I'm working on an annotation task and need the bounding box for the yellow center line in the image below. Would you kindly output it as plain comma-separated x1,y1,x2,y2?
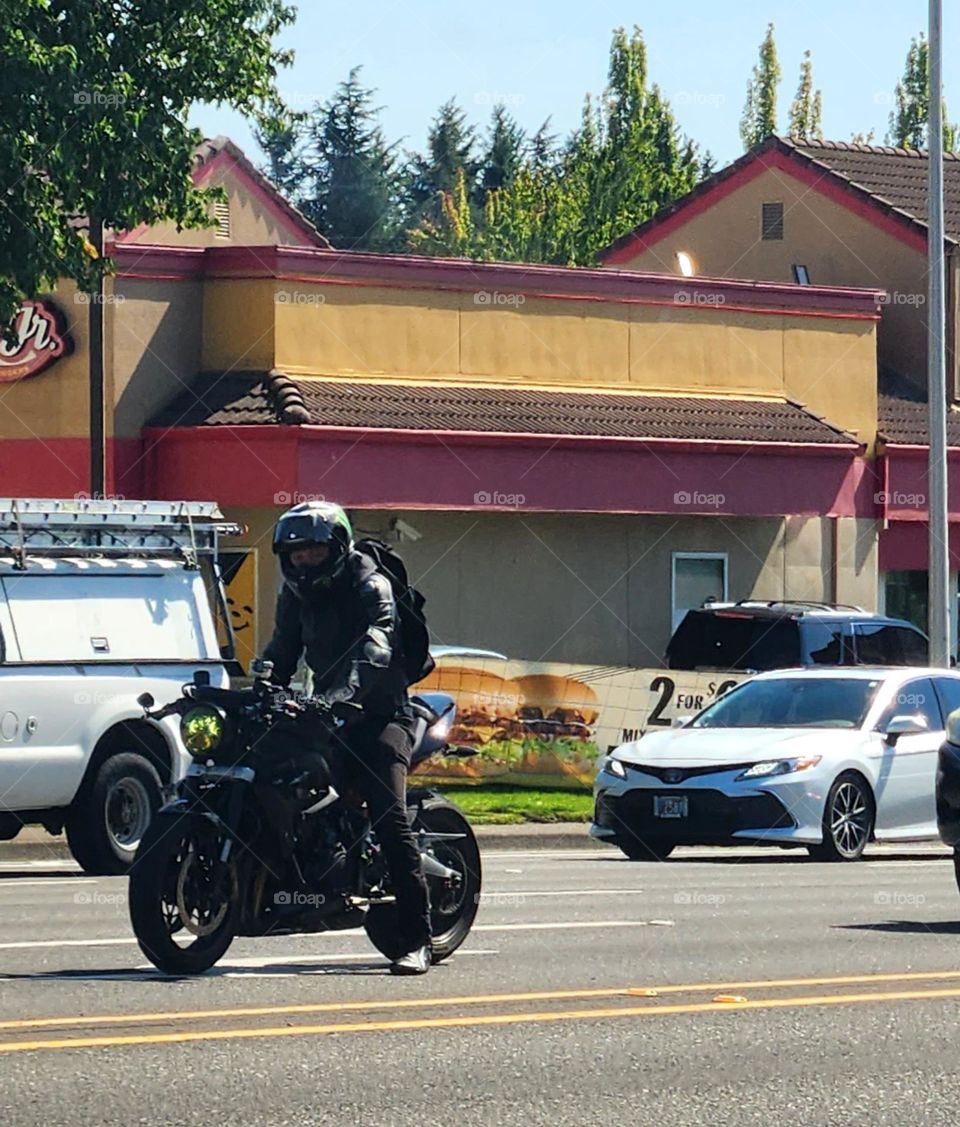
5,985,960,1054
7,968,960,1033
9,964,960,1032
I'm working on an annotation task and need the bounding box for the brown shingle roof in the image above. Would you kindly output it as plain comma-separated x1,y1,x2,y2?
791,138,960,243
150,372,858,446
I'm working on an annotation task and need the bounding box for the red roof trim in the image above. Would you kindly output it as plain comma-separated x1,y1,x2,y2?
601,138,930,264
109,243,883,317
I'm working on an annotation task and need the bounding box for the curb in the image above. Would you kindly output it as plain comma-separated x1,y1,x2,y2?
0,823,595,863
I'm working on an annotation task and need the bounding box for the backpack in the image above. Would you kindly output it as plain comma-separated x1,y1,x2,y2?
354,538,435,686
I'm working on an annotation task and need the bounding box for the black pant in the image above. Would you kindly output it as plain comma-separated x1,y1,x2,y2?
336,713,431,951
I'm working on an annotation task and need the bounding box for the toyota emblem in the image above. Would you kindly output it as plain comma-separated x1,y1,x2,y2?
664,769,683,784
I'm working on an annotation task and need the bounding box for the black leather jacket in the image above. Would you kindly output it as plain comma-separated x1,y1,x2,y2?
262,550,408,718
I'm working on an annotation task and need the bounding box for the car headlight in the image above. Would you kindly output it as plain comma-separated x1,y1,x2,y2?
737,756,821,781
180,705,225,757
601,756,628,780
947,709,960,746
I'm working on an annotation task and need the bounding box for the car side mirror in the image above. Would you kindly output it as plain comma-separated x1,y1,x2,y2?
137,692,155,711
672,715,694,729
883,714,929,743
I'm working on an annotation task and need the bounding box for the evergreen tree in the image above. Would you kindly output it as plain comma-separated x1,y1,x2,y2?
887,33,957,151
255,104,308,200
740,23,780,149
300,67,403,252
405,99,479,225
478,105,526,197
788,50,823,139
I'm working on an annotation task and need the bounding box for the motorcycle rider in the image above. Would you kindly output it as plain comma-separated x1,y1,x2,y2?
260,501,432,975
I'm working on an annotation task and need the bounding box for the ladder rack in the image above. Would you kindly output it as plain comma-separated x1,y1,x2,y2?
0,499,242,568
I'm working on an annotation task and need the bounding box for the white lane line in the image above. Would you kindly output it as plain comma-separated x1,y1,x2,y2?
0,919,658,953
0,880,97,889
481,890,645,898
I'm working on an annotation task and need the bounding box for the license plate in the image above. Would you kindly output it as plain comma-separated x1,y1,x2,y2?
653,795,688,819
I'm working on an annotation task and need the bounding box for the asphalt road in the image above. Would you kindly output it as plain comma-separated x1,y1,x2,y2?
2,842,960,1126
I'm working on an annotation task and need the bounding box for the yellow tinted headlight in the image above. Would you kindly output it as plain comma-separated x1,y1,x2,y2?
180,706,224,756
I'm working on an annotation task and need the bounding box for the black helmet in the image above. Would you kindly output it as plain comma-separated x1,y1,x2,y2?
273,501,354,597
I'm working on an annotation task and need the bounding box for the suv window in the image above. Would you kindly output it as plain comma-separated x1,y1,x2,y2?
877,677,943,732
666,610,801,672
854,623,928,665
802,620,849,665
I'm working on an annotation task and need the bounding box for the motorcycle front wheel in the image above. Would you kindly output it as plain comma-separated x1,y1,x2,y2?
128,812,239,975
364,794,482,965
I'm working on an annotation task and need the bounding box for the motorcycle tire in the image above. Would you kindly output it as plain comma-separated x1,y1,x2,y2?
129,812,239,975
364,794,482,965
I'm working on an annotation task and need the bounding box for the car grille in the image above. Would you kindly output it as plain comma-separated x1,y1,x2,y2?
627,762,754,783
595,789,795,842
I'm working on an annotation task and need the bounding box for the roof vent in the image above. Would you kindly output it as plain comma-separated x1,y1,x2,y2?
214,199,231,240
762,202,784,241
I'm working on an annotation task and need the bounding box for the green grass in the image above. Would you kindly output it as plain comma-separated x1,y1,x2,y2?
437,786,594,825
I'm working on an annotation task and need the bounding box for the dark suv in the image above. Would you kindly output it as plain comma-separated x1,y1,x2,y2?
666,601,930,673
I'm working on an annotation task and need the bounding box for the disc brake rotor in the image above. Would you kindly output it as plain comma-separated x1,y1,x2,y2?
175,845,230,938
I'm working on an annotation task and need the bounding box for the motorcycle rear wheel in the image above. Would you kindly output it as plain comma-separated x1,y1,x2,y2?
129,813,239,975
364,794,482,965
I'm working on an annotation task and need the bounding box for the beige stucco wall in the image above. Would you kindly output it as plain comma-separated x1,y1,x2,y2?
123,162,311,248
610,165,927,391
111,277,204,438
222,506,878,669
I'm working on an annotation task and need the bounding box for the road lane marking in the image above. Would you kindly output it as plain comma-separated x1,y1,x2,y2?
7,967,960,1034
6,985,960,1053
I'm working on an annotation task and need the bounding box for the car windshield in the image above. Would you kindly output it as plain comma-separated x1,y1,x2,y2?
690,677,883,729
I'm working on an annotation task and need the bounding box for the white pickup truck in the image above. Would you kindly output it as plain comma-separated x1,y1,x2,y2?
0,499,239,873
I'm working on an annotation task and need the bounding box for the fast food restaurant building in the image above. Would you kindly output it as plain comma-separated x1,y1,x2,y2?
0,138,886,671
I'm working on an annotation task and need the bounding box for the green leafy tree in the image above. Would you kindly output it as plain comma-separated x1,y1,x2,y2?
299,68,403,251
788,50,823,139
740,23,781,149
0,0,296,325
887,33,957,151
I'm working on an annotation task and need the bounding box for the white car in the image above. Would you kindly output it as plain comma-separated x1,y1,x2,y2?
592,666,960,862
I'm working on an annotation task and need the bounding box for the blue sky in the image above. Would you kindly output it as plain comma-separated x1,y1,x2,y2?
193,0,954,169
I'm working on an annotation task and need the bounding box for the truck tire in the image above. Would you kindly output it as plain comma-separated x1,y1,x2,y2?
65,753,162,875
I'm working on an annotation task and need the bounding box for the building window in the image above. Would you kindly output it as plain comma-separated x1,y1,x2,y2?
214,200,231,240
792,264,810,284
672,552,728,631
761,202,784,240
676,251,696,277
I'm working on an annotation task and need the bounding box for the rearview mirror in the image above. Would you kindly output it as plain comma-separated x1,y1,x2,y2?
883,714,929,743
137,692,155,710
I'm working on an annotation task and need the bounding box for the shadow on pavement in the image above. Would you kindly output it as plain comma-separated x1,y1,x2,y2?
594,851,950,866
0,960,389,982
834,919,960,936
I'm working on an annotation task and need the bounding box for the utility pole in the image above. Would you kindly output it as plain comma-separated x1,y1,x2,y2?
927,0,951,665
88,214,106,498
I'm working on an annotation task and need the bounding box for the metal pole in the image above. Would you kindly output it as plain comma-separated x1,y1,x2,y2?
928,0,951,665
88,215,105,498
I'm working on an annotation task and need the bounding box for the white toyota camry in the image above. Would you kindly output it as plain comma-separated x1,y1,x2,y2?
592,667,960,862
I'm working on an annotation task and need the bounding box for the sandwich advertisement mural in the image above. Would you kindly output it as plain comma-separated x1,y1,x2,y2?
418,654,749,788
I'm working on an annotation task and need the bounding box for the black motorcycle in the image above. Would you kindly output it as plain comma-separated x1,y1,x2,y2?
128,668,481,975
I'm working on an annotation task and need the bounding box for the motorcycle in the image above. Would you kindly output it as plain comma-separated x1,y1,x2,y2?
128,666,482,975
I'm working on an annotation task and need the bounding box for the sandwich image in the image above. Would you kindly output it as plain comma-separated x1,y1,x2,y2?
513,673,600,740
417,665,521,745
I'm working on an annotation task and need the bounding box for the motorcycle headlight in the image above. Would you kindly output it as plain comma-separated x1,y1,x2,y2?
180,705,225,757
601,756,628,780
427,711,453,743
737,756,821,781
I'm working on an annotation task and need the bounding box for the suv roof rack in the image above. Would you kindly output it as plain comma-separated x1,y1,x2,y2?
0,498,241,568
703,599,868,614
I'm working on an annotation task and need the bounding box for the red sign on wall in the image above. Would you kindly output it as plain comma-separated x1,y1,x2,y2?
0,301,72,382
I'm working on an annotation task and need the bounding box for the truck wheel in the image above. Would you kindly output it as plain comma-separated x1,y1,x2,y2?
65,753,162,875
